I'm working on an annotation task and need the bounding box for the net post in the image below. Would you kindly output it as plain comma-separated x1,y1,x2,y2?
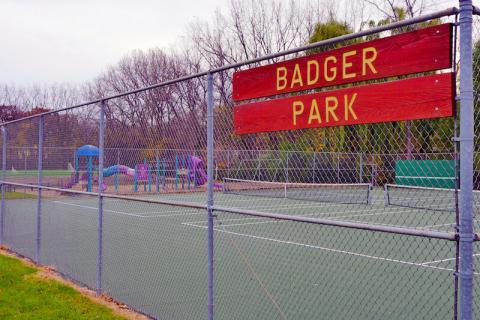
383,184,389,206
206,72,215,320
458,1,475,319
35,115,44,264
96,100,106,296
367,183,372,205
0,125,6,245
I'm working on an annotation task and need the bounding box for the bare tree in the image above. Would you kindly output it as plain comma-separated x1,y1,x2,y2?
363,0,439,21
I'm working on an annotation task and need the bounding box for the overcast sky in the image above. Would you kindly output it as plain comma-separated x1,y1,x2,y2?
0,0,231,86
0,0,466,86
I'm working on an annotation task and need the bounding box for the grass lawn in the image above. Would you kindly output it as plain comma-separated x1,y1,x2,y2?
6,170,71,177
0,253,126,320
4,191,37,199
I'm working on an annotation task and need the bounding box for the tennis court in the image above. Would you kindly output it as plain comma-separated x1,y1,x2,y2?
3,183,478,319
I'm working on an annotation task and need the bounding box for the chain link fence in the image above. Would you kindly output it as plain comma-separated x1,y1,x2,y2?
0,6,478,320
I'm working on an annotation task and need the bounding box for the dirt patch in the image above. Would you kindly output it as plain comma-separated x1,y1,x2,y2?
0,246,151,320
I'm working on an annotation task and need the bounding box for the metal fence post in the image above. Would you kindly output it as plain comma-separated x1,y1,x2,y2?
406,121,413,160
337,153,340,183
115,149,120,193
0,126,6,245
311,152,317,183
96,100,106,296
206,72,215,320
23,146,27,172
359,153,364,183
285,152,289,183
256,150,261,180
227,150,231,179
35,116,44,264
458,1,475,319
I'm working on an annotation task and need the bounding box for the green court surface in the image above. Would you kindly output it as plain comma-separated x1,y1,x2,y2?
3,188,479,319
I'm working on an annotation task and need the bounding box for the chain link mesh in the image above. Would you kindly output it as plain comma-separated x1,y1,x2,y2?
212,210,456,319
0,11,478,320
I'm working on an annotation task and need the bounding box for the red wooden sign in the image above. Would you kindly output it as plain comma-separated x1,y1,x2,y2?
234,73,454,134
233,24,452,101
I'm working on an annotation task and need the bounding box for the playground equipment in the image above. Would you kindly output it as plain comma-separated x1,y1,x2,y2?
134,161,152,193
64,145,137,192
175,154,195,190
63,145,214,192
63,145,99,191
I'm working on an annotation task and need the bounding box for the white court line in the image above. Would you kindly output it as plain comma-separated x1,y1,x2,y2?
52,201,204,218
187,206,398,225
182,222,458,274
212,210,407,228
418,222,456,230
213,217,443,231
420,253,480,266
419,218,480,230
188,207,445,230
215,195,372,207
326,218,447,231
53,201,145,217
146,196,364,211
218,200,356,209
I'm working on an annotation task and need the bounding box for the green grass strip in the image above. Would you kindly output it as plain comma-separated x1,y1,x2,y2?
4,192,37,200
5,170,71,177
0,254,125,320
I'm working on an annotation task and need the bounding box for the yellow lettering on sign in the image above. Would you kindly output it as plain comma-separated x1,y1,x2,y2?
344,93,358,120
342,50,357,79
291,64,303,88
362,47,377,76
292,101,304,126
308,99,322,124
277,67,288,90
324,56,337,82
325,96,339,122
307,60,319,86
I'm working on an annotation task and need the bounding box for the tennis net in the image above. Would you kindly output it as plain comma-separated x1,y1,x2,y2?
384,184,480,212
223,178,372,204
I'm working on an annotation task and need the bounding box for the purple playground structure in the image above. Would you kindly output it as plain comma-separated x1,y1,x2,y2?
189,155,222,188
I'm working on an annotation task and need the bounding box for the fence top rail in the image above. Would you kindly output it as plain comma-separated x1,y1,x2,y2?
0,181,207,210
212,205,461,241
0,7,458,127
